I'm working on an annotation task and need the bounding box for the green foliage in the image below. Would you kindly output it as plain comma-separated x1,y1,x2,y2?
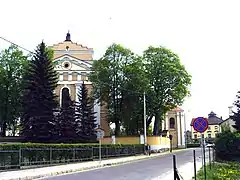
147,126,153,136
231,91,240,132
89,44,144,136
0,45,28,136
90,44,191,136
21,42,59,142
215,131,240,161
143,46,191,135
197,162,240,180
0,143,144,170
55,88,78,143
76,83,97,141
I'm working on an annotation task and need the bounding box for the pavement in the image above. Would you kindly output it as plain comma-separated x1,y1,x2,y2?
0,148,210,180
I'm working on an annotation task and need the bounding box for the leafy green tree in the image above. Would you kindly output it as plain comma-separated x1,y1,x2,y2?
230,91,240,132
76,83,97,141
121,56,148,135
89,44,136,136
21,42,59,142
55,88,78,143
0,45,28,136
143,46,191,135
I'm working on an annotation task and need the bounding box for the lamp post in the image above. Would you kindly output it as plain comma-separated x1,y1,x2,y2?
143,92,147,147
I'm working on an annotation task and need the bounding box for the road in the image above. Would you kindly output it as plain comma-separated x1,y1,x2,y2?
42,148,209,180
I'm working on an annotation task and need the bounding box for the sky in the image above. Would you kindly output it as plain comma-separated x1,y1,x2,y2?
0,0,240,128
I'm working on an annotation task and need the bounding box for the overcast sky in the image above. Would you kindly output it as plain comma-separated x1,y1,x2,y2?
1,0,239,127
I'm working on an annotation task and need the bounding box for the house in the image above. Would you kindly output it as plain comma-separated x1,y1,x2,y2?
220,117,236,132
191,111,223,141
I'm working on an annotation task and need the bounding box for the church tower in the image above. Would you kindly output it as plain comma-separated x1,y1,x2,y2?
49,32,110,136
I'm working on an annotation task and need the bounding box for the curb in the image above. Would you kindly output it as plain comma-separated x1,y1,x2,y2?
4,149,188,180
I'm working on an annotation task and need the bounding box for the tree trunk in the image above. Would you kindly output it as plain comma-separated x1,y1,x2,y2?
1,122,6,137
114,121,120,136
153,111,160,135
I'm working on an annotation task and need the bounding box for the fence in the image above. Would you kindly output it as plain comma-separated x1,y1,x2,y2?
0,146,144,170
173,146,216,180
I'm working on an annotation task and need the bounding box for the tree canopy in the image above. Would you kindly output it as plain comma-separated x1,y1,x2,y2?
0,45,28,136
90,44,191,136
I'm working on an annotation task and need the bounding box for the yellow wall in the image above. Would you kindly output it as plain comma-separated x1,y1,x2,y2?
101,136,170,146
191,124,221,139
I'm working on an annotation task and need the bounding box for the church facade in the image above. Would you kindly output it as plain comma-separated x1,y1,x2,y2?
49,32,110,136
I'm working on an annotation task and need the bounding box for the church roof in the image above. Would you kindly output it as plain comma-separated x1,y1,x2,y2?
190,111,223,126
172,107,184,112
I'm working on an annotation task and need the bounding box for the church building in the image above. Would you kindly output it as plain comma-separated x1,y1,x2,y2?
49,32,186,148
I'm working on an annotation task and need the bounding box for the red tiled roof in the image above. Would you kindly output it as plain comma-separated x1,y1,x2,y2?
172,107,184,112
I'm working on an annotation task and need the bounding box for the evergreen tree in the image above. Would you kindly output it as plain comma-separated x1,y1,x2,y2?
55,88,78,143
231,91,240,132
76,83,97,141
21,42,59,142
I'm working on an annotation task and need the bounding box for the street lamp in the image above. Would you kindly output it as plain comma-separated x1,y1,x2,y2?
143,86,154,147
143,92,147,146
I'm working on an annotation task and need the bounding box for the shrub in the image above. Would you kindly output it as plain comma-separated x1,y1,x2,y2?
215,131,240,161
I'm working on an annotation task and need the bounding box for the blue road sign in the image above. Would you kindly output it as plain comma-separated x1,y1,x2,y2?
193,117,208,133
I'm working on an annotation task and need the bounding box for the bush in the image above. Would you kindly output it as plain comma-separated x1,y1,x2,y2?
0,143,144,170
215,131,240,161
187,143,200,148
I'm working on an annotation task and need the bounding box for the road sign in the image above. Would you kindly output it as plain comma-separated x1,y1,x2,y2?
97,130,104,139
193,117,208,133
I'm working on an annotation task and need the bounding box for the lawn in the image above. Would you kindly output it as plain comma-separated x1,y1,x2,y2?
196,161,240,180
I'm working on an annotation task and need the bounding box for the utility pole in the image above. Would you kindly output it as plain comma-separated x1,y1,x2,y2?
143,92,147,147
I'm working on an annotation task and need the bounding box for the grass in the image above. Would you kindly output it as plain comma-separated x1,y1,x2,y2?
196,161,240,180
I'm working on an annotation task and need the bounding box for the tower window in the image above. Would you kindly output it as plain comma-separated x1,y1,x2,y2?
170,118,175,129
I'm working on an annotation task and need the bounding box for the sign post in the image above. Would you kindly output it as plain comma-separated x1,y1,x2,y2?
96,127,105,166
192,117,208,180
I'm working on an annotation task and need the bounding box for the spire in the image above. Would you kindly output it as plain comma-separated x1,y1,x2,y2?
208,111,216,118
65,31,71,42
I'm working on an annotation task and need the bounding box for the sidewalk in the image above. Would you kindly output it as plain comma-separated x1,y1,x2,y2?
152,150,207,180
0,150,185,180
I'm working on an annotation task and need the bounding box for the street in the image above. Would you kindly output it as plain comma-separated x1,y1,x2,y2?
41,148,209,180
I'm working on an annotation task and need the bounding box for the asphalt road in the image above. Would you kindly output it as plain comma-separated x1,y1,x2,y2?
42,148,208,180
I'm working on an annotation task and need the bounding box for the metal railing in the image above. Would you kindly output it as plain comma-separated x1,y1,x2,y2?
0,146,144,170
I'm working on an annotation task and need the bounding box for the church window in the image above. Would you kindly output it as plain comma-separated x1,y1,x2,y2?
170,117,175,129
64,62,69,68
61,87,70,107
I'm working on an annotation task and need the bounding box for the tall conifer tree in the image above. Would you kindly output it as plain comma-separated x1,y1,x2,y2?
56,88,78,143
76,83,97,141
21,42,58,142
231,91,240,132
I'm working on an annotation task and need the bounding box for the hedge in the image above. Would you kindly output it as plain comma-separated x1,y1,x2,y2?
0,143,144,170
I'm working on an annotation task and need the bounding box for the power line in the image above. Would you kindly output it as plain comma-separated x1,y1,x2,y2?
0,36,34,54
0,36,144,96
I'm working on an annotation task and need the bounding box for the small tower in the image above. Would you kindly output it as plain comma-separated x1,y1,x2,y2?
65,31,71,42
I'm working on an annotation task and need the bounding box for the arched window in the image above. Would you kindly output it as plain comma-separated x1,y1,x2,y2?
61,87,70,108
170,118,175,129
